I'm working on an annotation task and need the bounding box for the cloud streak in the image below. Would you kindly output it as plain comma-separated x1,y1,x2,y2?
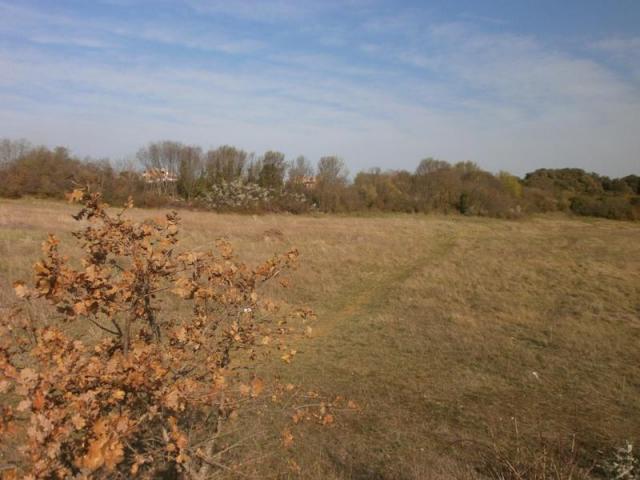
0,1,638,176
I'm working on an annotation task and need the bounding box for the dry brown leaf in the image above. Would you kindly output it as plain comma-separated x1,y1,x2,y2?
104,438,125,471
164,389,181,410
322,414,334,426
263,299,279,312
292,411,303,424
12,281,29,299
73,301,88,316
0,191,305,478
66,188,84,203
238,383,251,397
0,380,10,394
282,428,294,448
16,399,31,412
250,377,264,397
174,326,188,343
79,436,107,472
32,390,45,411
281,353,292,363
19,368,38,386
111,390,126,401
71,414,86,430
0,467,18,480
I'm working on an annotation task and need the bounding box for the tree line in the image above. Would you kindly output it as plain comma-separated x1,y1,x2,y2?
1,138,639,220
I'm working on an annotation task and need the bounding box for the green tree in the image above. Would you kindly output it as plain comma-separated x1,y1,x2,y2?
498,171,523,198
258,151,286,190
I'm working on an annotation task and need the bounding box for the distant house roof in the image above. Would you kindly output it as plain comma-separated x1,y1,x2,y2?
292,175,316,189
142,168,178,183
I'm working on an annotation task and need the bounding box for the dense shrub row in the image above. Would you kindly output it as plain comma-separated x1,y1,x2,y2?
1,138,638,219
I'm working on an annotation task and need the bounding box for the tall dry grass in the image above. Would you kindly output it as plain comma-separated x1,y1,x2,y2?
1,198,639,478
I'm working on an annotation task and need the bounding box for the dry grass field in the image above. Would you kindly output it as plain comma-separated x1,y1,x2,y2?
1,198,639,479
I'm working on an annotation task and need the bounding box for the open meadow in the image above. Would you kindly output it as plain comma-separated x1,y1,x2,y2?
1,198,639,479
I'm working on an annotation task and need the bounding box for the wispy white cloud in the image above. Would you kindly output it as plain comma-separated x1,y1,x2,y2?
0,0,265,55
591,36,640,57
590,35,640,80
29,34,115,49
183,0,374,23
458,12,507,26
0,1,638,176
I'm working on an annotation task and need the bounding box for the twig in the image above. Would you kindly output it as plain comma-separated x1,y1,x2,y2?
87,317,121,336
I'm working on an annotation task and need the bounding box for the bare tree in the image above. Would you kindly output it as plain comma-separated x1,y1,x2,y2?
415,157,450,175
136,141,183,175
245,153,261,184
204,145,247,185
136,141,184,195
0,138,32,165
287,155,314,182
315,156,349,212
177,145,203,200
317,156,348,184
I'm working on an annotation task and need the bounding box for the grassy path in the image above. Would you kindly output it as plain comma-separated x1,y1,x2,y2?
3,200,639,479
274,229,465,478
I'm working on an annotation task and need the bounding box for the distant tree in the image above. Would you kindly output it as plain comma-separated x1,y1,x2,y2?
498,171,523,198
204,145,247,185
287,155,314,182
0,146,118,200
317,156,348,184
622,175,640,194
570,195,637,220
285,156,315,199
111,156,139,174
354,169,413,211
415,157,450,175
315,156,349,212
177,145,203,200
137,141,208,199
454,161,480,174
600,176,633,194
0,138,31,165
246,154,262,184
524,168,603,194
258,151,286,190
136,141,182,175
458,192,470,214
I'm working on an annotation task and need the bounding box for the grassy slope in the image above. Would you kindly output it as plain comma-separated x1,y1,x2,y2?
1,198,639,478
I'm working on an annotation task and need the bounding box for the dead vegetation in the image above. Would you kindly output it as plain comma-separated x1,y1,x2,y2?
0,192,338,478
1,197,639,478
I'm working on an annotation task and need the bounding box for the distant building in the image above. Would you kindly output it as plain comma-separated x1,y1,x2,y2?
142,168,178,184
292,175,316,189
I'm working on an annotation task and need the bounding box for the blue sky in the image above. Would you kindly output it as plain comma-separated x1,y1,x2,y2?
0,1,639,176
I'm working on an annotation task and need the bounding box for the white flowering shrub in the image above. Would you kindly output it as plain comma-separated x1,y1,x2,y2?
604,442,640,479
200,180,310,212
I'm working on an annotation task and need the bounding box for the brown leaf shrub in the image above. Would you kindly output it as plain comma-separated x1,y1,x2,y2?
0,189,308,479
